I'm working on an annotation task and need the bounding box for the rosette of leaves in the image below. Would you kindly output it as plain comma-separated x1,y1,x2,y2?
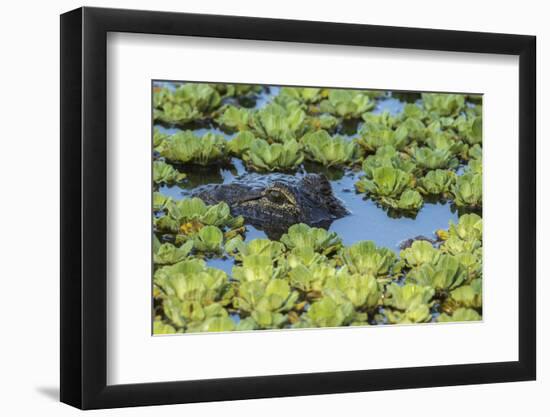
153,192,171,211
280,223,342,255
385,304,432,324
154,258,230,302
447,278,482,309
286,247,327,269
437,307,481,323
424,131,467,157
412,147,458,170
452,172,482,208
401,103,427,121
299,295,355,328
400,240,441,269
153,160,186,185
153,319,179,335
319,89,375,119
301,130,357,167
339,240,396,278
448,213,483,242
453,114,482,146
153,87,172,108
309,114,340,131
226,131,255,157
468,144,482,160
323,271,380,310
287,263,338,295
278,87,323,104
165,300,233,333
232,254,286,283
242,138,304,172
190,225,224,253
215,106,251,131
355,166,412,198
155,197,243,234
154,83,222,125
407,254,467,292
417,169,456,195
394,189,424,211
233,279,299,329
160,131,228,166
154,259,234,331
363,111,398,129
360,146,416,179
214,83,262,98
187,315,237,333
421,93,466,117
465,158,482,175
225,237,285,262
153,128,169,150
384,283,434,312
356,124,410,152
356,166,422,212
250,102,307,143
399,117,428,142
153,237,194,265
176,198,238,226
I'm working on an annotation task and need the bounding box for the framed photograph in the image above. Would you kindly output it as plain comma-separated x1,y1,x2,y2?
60,6,536,409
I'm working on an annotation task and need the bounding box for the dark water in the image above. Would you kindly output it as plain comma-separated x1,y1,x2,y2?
154,85,459,273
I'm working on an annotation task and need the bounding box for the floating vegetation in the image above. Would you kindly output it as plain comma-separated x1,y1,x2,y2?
152,82,483,334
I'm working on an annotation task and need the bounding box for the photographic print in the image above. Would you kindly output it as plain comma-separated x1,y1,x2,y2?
152,82,483,335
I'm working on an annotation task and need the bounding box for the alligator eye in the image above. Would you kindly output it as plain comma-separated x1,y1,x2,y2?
266,189,289,204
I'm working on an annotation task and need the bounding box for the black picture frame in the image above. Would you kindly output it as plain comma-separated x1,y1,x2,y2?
60,6,536,410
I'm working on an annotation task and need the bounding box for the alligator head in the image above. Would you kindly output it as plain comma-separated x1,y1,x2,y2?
191,173,349,238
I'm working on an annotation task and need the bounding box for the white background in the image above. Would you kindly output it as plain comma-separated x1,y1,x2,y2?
108,34,518,384
0,0,546,415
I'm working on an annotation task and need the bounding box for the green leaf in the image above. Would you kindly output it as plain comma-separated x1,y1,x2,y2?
302,130,357,167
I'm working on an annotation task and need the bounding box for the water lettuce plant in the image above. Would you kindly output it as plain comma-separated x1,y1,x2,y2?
356,123,409,152
452,172,482,208
339,240,396,277
232,254,287,283
407,254,467,292
355,166,412,197
355,166,422,212
324,272,380,310
301,130,357,167
280,223,342,255
400,240,441,268
412,147,458,170
155,197,243,235
360,146,416,178
421,93,465,117
225,238,285,262
153,160,186,185
215,106,251,131
278,87,323,104
319,89,375,119
384,283,434,311
251,102,307,142
437,307,481,322
243,138,304,171
226,131,256,156
154,84,222,125
417,169,456,195
299,296,355,328
160,131,228,165
153,239,194,265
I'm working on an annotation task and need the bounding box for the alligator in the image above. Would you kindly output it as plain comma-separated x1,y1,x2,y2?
192,173,349,239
